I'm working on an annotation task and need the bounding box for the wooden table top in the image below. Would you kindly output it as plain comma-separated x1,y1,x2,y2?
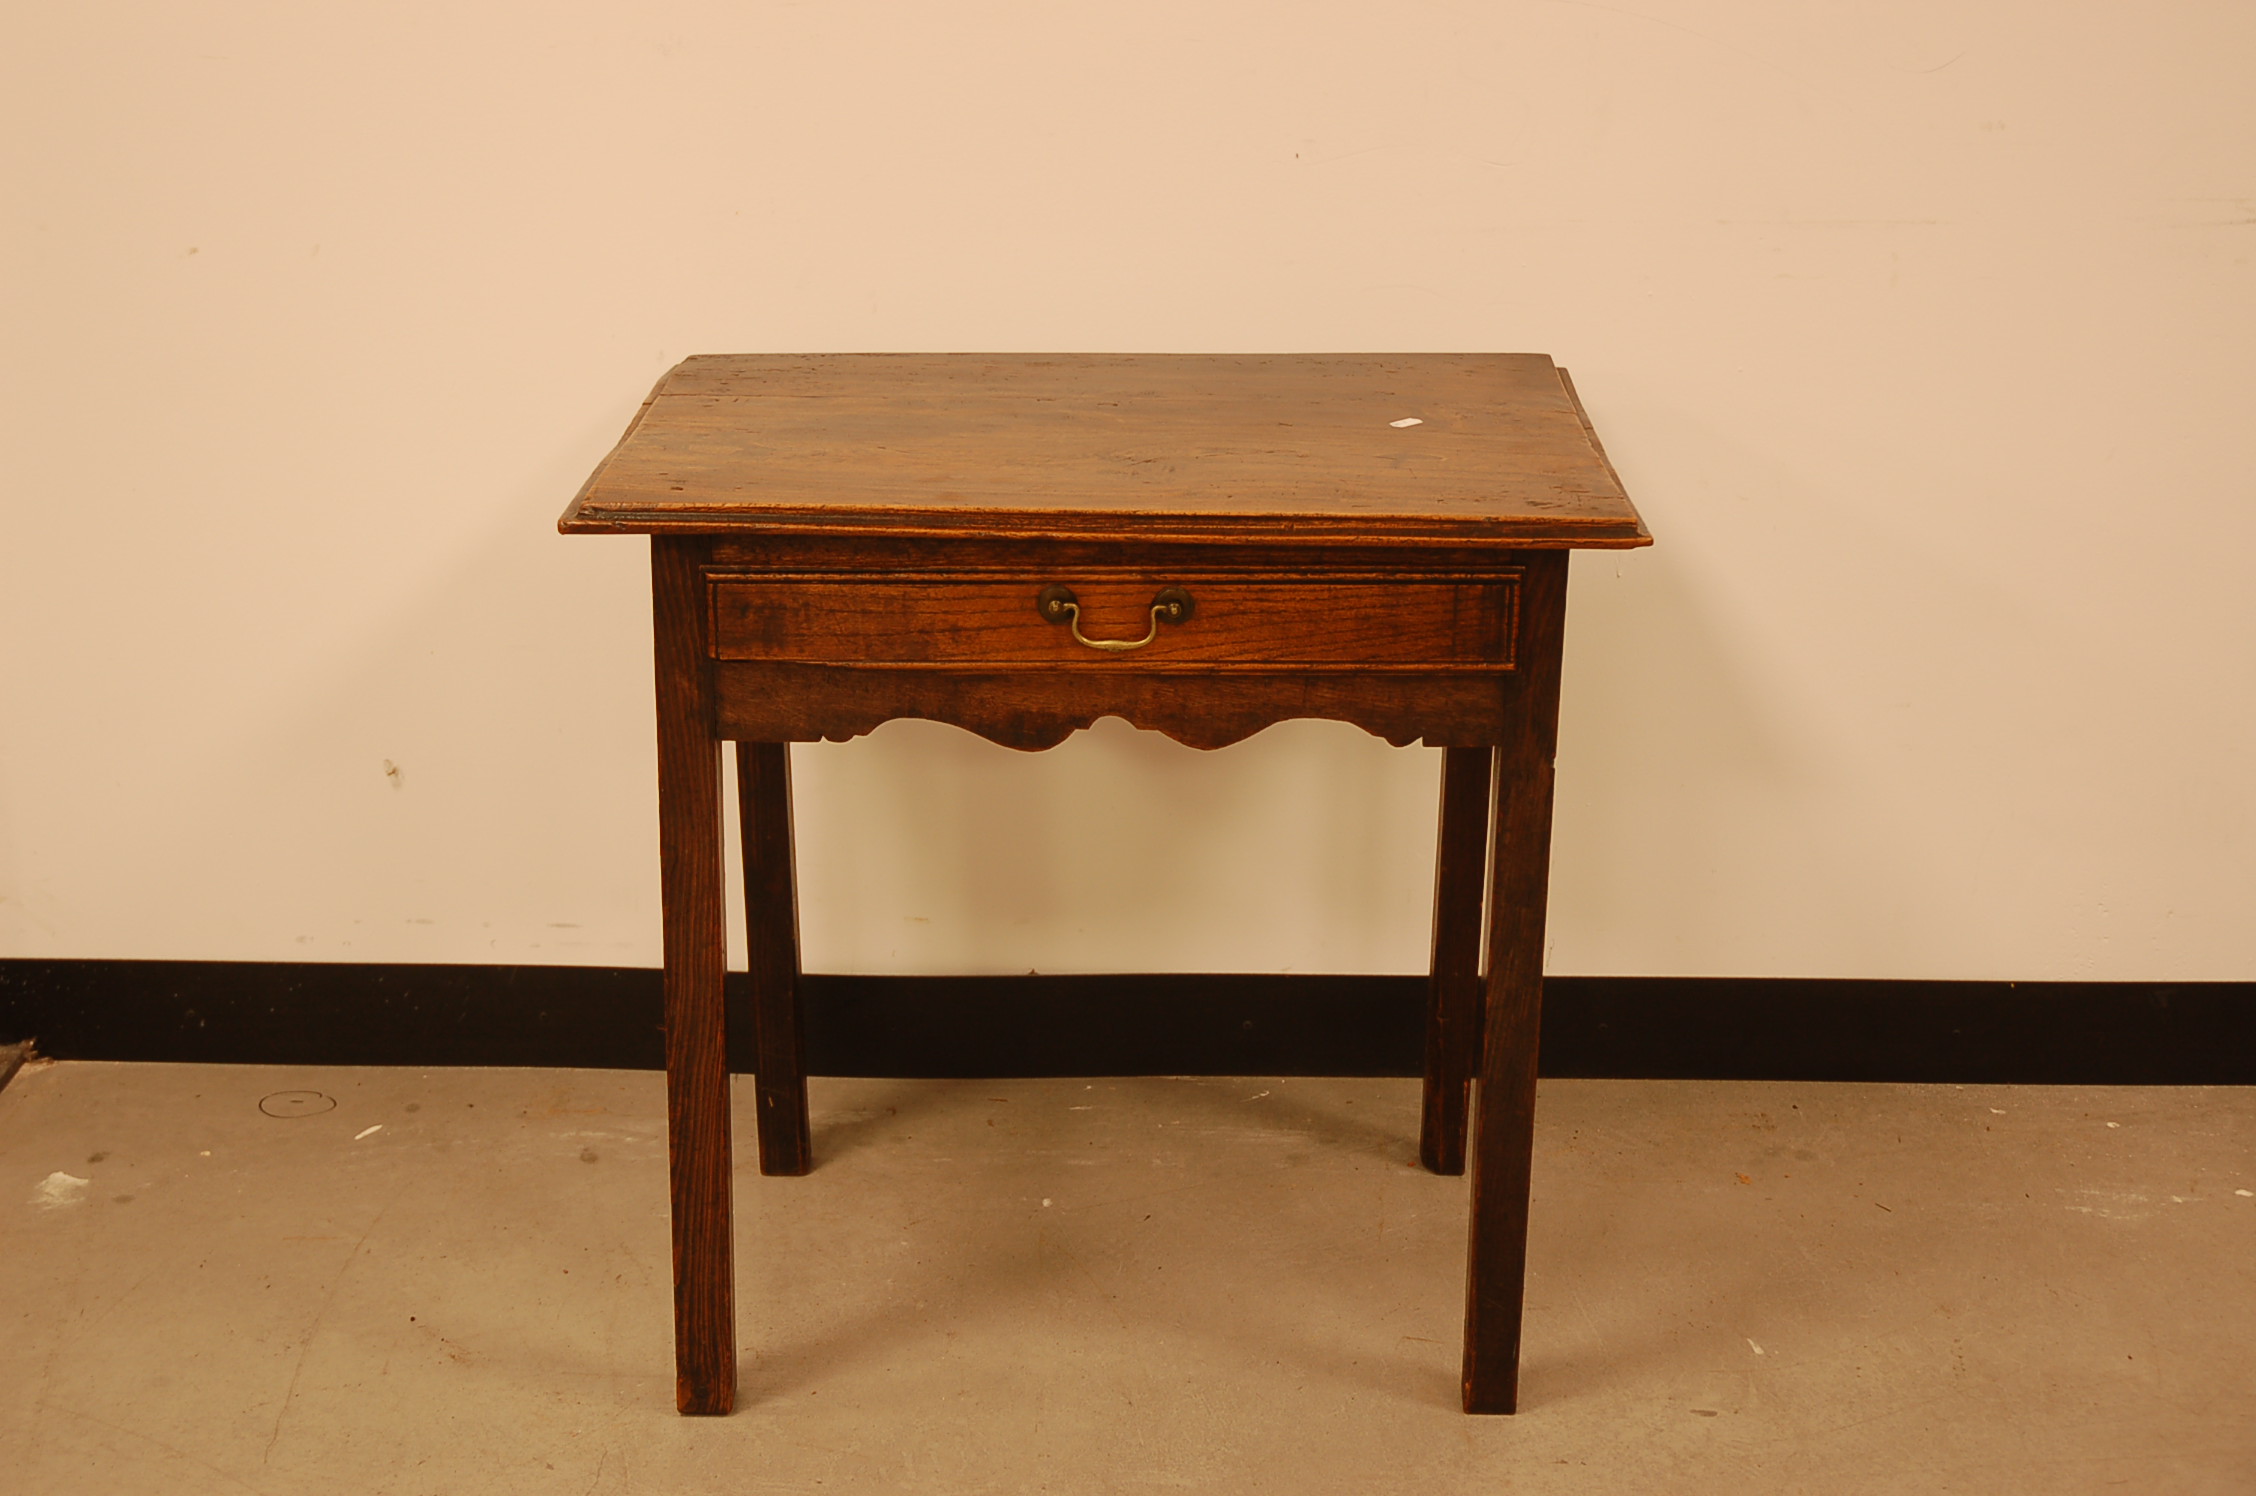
559,353,1647,548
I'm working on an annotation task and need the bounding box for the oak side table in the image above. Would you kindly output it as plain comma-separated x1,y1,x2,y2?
558,353,1648,1416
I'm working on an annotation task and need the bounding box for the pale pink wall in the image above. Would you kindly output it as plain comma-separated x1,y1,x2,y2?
3,3,2250,978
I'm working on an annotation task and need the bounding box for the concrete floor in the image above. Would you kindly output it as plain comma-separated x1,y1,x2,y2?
3,1063,2252,1495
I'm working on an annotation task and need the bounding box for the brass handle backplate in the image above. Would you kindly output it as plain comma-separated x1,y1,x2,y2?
1036,584,1194,652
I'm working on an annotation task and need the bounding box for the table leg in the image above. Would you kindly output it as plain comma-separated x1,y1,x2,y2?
654,538,736,1416
1460,551,1568,1415
1421,746,1493,1175
738,741,812,1175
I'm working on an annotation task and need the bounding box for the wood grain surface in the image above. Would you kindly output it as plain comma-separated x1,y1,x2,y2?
651,537,737,1415
738,742,811,1177
1420,745,1494,1176
710,661,1515,751
1461,550,1569,1415
707,574,1517,669
560,354,1647,547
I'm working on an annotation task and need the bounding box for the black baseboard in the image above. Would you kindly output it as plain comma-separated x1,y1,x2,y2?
0,961,2250,1085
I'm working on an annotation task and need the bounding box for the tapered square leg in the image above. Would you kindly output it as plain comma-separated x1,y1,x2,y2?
1421,746,1494,1175
653,538,736,1416
1461,550,1568,1415
738,741,811,1176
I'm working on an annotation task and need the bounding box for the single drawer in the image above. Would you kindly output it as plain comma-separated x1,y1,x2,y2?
707,572,1519,671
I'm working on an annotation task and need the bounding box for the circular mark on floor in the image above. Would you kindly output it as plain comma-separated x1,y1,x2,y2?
579,1148,600,1163
259,1090,337,1118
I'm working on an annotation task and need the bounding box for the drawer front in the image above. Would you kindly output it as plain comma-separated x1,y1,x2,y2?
707,573,1519,670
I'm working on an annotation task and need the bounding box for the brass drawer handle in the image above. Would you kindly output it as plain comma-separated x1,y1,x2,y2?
1036,584,1194,652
